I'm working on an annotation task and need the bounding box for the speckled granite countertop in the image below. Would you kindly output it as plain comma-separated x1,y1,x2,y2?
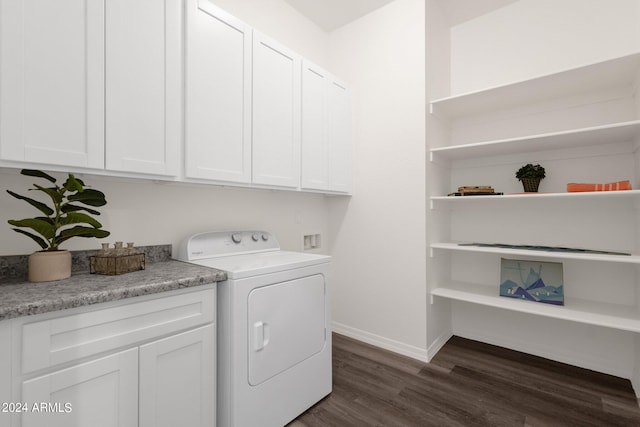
0,247,227,321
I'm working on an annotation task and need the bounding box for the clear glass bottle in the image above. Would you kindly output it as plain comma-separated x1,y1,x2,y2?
114,241,124,256
98,243,111,256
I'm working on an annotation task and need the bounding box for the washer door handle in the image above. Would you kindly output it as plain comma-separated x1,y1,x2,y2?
253,321,270,351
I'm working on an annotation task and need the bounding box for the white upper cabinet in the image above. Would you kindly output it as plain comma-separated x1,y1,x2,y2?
327,79,352,193
301,62,329,191
184,0,252,183
105,0,181,176
0,0,105,169
252,32,301,189
301,61,352,193
0,0,180,176
0,0,351,193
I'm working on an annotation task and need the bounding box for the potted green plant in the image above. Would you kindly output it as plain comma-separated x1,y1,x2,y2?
6,169,110,282
515,163,546,192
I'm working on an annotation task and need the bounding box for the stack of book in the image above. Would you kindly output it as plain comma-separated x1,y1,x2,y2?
448,186,503,196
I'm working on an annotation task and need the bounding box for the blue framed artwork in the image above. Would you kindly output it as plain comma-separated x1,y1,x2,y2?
499,258,564,306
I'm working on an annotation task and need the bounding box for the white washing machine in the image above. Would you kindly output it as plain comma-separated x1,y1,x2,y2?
176,230,332,427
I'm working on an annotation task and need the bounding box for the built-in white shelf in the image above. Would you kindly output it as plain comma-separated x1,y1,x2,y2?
431,189,640,202
431,242,640,264
429,52,640,119
431,281,640,334
429,120,640,162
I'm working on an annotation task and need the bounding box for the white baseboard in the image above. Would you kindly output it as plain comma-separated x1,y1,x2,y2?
632,375,640,398
633,336,640,398
427,329,452,362
332,321,428,362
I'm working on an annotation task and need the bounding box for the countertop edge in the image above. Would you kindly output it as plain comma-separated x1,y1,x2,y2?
0,260,227,321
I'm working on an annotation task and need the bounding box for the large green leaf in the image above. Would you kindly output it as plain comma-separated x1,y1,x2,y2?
32,184,63,204
63,174,84,193
6,190,54,216
10,228,48,250
60,212,103,229
8,218,56,240
67,189,107,206
55,226,110,246
61,204,101,216
20,169,56,183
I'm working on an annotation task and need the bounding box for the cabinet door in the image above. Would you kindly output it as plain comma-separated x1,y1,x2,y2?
301,61,329,191
0,322,9,427
185,0,252,183
252,32,301,188
328,79,353,193
139,325,215,427
21,348,138,427
0,0,105,169
105,0,181,176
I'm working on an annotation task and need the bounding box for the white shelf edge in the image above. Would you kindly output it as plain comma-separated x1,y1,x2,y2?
431,242,640,264
429,52,640,119
429,120,640,161
431,282,640,334
431,190,640,201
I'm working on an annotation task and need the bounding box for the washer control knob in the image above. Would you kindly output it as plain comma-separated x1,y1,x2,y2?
261,234,269,242
251,233,260,242
231,233,243,244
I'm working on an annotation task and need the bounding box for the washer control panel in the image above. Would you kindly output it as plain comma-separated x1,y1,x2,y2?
177,230,279,261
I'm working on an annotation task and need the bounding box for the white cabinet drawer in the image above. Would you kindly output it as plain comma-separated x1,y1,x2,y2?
21,288,215,374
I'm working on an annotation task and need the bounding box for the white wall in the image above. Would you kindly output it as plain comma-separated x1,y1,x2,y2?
0,169,329,256
450,0,640,95
327,0,428,359
0,0,332,257
425,0,454,359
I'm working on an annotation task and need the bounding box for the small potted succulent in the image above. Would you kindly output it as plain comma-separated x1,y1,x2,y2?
515,163,546,192
6,169,110,282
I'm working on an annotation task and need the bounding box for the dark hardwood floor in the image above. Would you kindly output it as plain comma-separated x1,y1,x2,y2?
290,333,640,427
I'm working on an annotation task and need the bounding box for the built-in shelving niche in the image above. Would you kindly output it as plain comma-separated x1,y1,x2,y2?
427,52,640,378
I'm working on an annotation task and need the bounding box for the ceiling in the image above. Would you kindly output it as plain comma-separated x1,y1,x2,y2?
284,0,396,31
437,0,519,26
285,0,520,32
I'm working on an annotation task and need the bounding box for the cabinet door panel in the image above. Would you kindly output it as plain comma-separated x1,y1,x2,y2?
252,32,301,188
0,322,9,427
328,80,353,193
185,0,252,183
0,0,104,168
139,325,215,427
21,348,138,427
301,62,329,190
105,0,181,176
21,288,214,374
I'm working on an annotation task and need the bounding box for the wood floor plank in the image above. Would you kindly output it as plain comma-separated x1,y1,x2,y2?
290,333,640,427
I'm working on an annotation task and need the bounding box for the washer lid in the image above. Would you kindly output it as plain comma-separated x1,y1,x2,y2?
188,250,330,279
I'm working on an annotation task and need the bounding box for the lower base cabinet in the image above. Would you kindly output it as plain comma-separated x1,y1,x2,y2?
4,286,216,427
22,349,139,427
139,325,215,427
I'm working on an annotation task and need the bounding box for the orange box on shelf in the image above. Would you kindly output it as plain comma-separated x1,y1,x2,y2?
566,180,632,192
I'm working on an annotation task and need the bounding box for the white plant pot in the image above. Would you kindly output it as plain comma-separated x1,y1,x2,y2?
28,250,72,282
